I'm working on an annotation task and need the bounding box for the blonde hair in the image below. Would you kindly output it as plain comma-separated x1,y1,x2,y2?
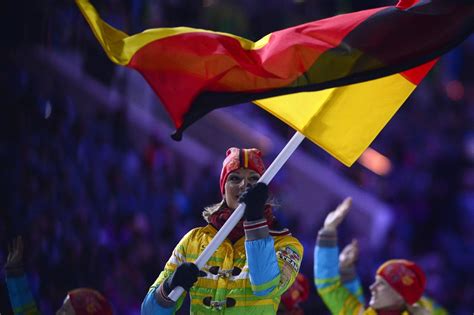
202,199,227,223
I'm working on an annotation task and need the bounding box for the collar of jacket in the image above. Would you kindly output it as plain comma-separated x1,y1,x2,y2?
201,224,246,246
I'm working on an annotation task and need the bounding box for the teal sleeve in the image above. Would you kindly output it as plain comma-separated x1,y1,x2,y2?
342,276,365,305
245,236,281,296
141,288,177,315
6,274,41,315
314,229,364,315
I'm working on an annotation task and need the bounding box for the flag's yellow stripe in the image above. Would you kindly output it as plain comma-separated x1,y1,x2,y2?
255,74,416,166
76,0,272,66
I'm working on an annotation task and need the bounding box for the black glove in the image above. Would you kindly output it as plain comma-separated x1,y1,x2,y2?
164,262,200,293
239,182,268,221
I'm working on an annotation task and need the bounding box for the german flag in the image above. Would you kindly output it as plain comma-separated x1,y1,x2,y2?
77,0,473,166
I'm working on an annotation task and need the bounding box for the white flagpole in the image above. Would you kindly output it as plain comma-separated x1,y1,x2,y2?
168,131,305,301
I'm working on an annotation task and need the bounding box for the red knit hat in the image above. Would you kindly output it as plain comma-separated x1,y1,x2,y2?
219,148,265,195
280,273,310,310
68,288,113,315
376,259,426,305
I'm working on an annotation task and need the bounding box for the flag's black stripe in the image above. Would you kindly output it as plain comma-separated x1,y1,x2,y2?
299,2,473,86
172,1,473,140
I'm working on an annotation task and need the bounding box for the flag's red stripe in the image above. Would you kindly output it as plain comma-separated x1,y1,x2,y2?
400,59,437,85
396,0,420,10
128,8,383,127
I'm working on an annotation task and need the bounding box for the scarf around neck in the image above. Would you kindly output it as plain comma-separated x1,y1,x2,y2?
208,205,275,243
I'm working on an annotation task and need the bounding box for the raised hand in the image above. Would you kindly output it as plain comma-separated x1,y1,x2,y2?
5,236,24,276
323,197,352,231
339,239,359,269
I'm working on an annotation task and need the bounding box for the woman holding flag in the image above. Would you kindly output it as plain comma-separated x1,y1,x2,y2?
141,147,303,314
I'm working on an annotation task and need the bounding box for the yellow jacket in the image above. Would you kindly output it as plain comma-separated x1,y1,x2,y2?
148,224,303,314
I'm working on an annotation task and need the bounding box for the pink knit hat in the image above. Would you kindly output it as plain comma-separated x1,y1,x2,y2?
219,148,265,195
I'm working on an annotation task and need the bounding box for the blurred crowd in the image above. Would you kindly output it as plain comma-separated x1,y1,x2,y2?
1,72,215,314
1,0,474,314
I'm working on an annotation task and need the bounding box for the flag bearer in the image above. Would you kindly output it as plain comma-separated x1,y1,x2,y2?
142,148,303,314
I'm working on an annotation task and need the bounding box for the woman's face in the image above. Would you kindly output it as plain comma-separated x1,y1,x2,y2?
56,296,76,315
369,275,405,310
224,168,261,210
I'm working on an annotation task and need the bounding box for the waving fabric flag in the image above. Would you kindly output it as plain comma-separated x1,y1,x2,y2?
76,0,473,166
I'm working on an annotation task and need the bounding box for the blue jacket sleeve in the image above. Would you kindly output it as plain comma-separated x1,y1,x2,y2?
245,232,281,296
341,272,365,305
314,228,364,315
244,218,304,297
244,219,280,296
339,258,365,305
6,274,41,315
141,287,177,315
